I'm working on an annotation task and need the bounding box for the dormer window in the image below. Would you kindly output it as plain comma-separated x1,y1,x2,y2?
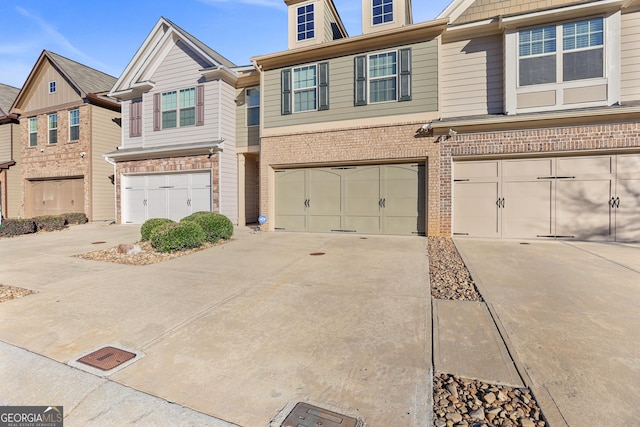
297,4,315,41
372,0,393,25
49,81,57,94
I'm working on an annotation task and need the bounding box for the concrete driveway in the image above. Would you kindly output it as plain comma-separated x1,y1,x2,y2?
0,224,431,426
455,238,640,427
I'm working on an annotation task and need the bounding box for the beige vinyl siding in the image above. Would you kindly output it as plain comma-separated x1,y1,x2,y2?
621,8,640,103
219,82,238,224
441,34,503,118
143,41,220,148
90,106,121,221
235,88,260,149
263,39,438,128
0,123,20,217
24,61,82,113
324,2,333,41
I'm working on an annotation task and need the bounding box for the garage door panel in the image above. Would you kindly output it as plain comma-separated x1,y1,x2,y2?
503,180,552,238
308,169,341,215
503,159,553,177
382,164,425,235
124,189,145,224
557,156,613,176
275,170,306,231
556,180,612,240
147,188,168,219
308,215,342,232
344,167,380,217
455,161,499,179
453,182,499,237
344,215,380,234
191,187,212,213
616,177,640,242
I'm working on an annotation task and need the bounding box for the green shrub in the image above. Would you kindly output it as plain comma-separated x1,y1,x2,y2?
34,215,66,232
0,218,37,237
181,211,233,242
62,212,88,225
150,221,205,253
141,218,175,241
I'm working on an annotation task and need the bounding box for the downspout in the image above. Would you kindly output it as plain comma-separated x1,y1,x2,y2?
218,78,223,215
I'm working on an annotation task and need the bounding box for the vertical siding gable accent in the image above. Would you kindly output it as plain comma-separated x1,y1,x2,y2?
354,55,367,106
399,48,412,102
153,93,161,131
318,62,330,110
281,69,292,115
196,85,205,126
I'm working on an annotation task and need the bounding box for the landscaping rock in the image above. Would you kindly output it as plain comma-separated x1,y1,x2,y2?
428,237,483,301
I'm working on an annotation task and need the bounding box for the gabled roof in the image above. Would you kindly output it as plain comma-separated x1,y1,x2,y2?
110,17,238,98
0,83,19,117
11,50,118,113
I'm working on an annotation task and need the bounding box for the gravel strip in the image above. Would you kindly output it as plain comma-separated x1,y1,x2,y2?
428,237,483,301
433,373,546,427
0,285,37,303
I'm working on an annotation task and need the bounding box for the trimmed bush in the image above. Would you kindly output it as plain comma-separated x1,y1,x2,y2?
0,218,37,237
62,212,89,225
34,215,67,232
141,218,175,241
181,211,233,242
150,221,206,253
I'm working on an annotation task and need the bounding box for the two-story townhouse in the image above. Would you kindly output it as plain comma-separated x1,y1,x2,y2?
252,0,447,236
9,51,121,221
431,0,640,242
0,83,20,219
106,17,256,226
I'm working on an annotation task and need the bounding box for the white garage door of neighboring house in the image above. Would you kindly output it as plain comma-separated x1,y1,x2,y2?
27,178,84,217
122,172,211,224
453,154,640,242
275,163,425,236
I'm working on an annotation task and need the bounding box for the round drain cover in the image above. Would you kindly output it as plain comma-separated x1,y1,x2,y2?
309,252,326,256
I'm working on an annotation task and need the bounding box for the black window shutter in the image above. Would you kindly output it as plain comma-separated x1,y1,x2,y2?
354,55,367,106
318,62,329,111
399,48,412,102
281,69,292,115
196,85,205,126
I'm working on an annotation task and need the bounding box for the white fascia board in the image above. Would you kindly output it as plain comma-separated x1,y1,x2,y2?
104,140,224,162
437,0,478,22
500,0,624,29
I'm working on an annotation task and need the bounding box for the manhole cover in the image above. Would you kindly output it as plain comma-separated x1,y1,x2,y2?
92,241,107,244
282,403,357,427
77,346,136,371
309,252,325,256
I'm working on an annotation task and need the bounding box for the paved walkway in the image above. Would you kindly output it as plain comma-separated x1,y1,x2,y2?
0,224,431,427
455,238,640,427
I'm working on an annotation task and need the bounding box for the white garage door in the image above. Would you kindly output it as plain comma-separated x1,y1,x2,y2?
453,154,640,242
122,172,211,224
275,163,426,235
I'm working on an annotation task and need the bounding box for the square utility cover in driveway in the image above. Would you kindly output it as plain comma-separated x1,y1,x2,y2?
281,402,357,427
69,345,144,377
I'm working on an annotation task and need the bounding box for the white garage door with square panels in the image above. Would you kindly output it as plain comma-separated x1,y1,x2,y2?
453,154,640,242
122,172,211,224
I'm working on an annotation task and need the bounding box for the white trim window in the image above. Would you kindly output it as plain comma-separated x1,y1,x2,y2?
518,17,604,87
49,81,56,94
48,113,58,144
161,88,196,129
29,117,37,147
69,109,80,141
246,87,260,126
293,65,317,112
368,51,398,103
372,0,393,25
297,4,314,41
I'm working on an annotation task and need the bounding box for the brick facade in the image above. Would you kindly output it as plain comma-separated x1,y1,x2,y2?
114,155,219,224
439,121,640,235
20,104,91,217
260,122,443,235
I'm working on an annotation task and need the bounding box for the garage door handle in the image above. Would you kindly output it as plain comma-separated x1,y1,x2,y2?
496,198,505,208
610,197,620,208
382,198,386,208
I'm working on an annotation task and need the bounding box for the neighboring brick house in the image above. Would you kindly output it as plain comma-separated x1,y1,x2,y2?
430,0,640,241
0,83,20,218
9,51,121,221
106,17,260,225
252,0,447,236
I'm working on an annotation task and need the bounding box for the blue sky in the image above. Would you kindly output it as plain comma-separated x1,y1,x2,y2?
0,0,451,89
